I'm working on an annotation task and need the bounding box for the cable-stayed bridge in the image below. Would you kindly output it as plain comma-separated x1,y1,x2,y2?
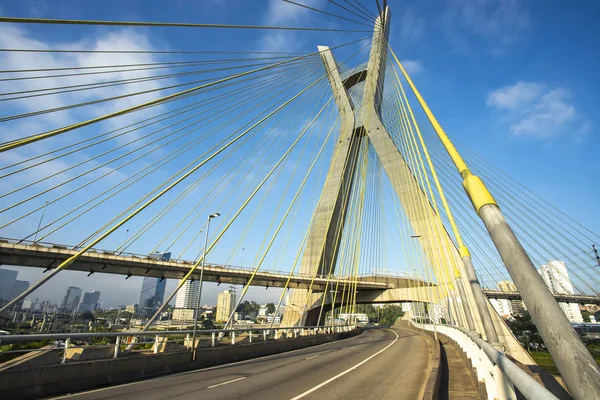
0,2,599,399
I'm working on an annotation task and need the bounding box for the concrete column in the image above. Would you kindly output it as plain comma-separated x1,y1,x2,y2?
281,46,360,327
479,204,600,400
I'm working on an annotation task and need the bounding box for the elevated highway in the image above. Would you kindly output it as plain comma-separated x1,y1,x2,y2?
0,240,391,292
2,240,598,306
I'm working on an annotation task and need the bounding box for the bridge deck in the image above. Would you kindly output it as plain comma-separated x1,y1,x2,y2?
0,241,388,291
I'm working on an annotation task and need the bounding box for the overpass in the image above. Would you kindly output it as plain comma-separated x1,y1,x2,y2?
3,239,598,306
0,240,389,292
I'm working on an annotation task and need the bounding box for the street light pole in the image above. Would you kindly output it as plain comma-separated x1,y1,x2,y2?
191,212,219,361
33,201,49,243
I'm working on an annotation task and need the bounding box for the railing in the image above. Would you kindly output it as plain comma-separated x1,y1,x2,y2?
414,322,559,400
0,324,357,364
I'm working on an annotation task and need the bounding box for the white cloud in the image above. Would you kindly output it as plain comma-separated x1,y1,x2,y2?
400,60,424,76
0,26,175,234
264,0,326,25
442,0,530,52
487,81,589,139
257,0,327,53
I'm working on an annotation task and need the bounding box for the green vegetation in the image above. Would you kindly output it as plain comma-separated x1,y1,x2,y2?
507,312,600,377
530,350,600,378
355,304,404,326
236,300,260,315
0,339,53,363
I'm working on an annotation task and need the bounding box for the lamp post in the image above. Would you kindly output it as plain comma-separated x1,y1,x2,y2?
191,212,219,361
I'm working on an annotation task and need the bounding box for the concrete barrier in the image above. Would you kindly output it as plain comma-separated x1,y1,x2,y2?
0,329,361,399
66,345,114,361
0,345,59,372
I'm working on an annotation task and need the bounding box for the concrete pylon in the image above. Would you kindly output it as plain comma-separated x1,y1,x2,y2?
282,7,486,336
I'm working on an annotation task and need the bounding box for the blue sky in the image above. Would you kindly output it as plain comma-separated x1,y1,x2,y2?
0,0,598,307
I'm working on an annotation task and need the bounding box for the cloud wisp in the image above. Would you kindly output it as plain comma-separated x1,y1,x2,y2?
487,81,590,139
441,0,530,53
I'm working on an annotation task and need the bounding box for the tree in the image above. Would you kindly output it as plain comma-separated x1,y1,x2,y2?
266,303,276,314
79,311,95,321
507,312,544,351
202,319,215,330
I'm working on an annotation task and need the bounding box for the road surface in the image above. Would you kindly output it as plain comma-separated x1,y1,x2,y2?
56,328,433,400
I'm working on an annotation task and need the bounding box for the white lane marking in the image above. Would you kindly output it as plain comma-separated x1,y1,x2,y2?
52,333,360,399
207,377,246,388
305,354,320,360
290,330,399,400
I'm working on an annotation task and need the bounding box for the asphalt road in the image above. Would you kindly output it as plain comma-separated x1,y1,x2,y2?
55,328,433,400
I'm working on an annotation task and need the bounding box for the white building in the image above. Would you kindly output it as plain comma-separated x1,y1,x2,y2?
21,298,33,310
175,279,200,309
403,302,426,319
495,280,524,317
216,290,236,322
490,298,513,319
172,308,195,322
267,313,282,324
538,261,583,323
258,304,268,317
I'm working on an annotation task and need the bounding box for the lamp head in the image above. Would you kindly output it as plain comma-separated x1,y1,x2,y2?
209,212,220,219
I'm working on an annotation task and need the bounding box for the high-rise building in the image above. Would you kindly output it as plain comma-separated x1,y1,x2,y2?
8,280,30,309
78,291,101,312
216,290,236,322
61,287,82,314
538,261,583,323
497,280,524,316
175,279,200,309
138,252,170,317
0,268,17,302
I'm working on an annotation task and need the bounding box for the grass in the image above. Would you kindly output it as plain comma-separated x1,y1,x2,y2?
530,349,600,378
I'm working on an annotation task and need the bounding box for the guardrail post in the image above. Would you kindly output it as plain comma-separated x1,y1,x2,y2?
231,332,235,345
185,333,190,349
249,331,252,343
61,337,70,364
263,330,267,341
114,336,120,359
301,328,305,336
275,330,279,340
211,332,216,347
154,335,160,354
294,329,298,338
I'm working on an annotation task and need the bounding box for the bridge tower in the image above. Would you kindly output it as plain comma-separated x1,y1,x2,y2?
282,8,482,332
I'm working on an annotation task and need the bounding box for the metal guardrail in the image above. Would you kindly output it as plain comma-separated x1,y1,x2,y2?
0,324,357,364
414,322,558,400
